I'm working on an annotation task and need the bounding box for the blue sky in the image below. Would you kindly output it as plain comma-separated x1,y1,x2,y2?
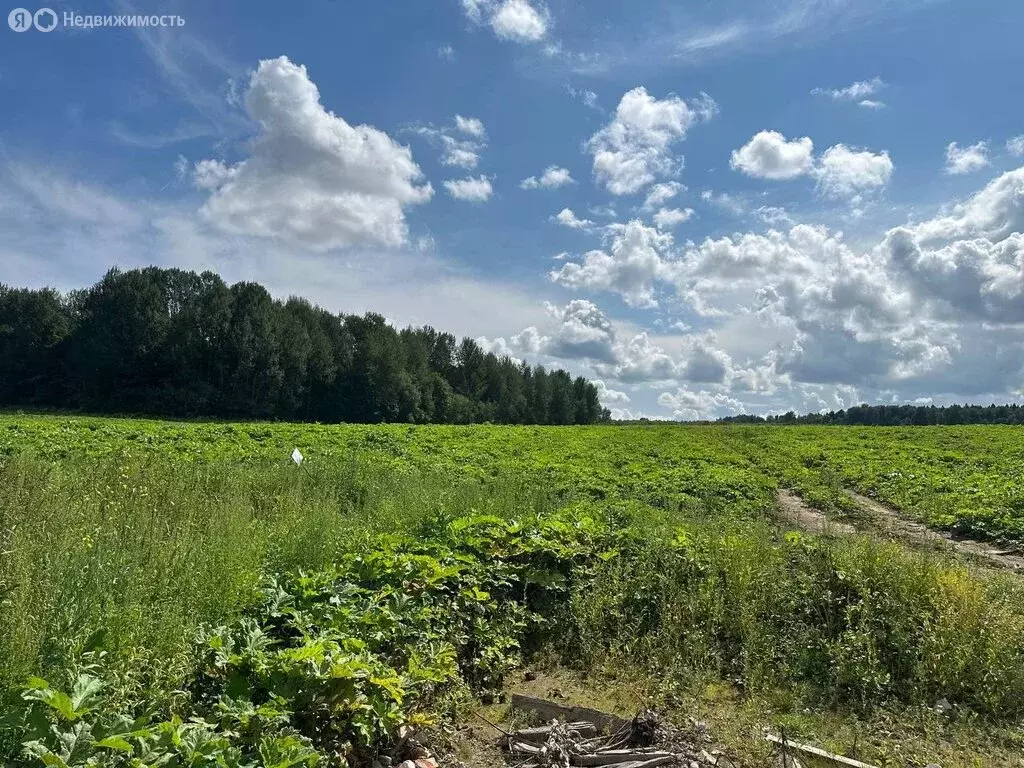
2,0,1024,419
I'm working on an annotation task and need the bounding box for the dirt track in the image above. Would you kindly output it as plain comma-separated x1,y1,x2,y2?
774,488,1024,572
775,490,856,536
844,490,1024,572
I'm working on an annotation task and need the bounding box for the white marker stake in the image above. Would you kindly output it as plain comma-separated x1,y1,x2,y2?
291,448,304,466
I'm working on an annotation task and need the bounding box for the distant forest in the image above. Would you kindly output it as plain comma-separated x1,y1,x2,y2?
720,403,1024,426
0,267,610,424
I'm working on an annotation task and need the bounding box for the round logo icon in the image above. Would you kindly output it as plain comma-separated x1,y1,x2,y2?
34,7,57,31
8,7,33,31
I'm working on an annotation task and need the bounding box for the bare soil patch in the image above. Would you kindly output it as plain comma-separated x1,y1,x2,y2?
775,490,856,536
844,490,1024,572
775,487,1024,572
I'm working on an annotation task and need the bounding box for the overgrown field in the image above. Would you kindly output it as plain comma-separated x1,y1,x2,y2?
720,425,1024,543
2,415,1024,766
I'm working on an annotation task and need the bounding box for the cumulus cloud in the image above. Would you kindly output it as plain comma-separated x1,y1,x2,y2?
1008,136,1024,157
553,208,595,230
455,115,486,138
881,171,1024,324
641,181,684,211
910,167,1024,243
194,56,432,250
586,87,717,195
462,0,549,43
812,76,886,108
730,131,815,180
652,207,694,229
480,300,616,368
668,166,1024,396
658,388,744,421
444,175,493,202
521,166,575,189
945,141,990,175
593,379,630,404
480,300,744,388
731,131,892,199
550,219,675,307
814,144,893,198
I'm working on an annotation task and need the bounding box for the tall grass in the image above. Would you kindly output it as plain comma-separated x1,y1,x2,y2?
3,437,1024,749
0,452,548,703
568,514,1024,717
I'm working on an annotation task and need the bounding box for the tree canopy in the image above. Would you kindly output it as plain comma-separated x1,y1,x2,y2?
0,267,611,425
720,403,1024,426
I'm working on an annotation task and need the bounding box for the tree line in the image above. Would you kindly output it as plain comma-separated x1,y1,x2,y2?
720,403,1024,426
0,267,611,425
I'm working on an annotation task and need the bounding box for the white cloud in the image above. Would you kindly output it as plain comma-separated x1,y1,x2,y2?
590,204,617,219
700,190,747,216
444,175,494,202
756,206,794,226
437,44,456,60
598,332,684,382
455,115,486,138
652,207,694,229
463,0,549,43
812,76,886,102
731,132,892,199
641,181,684,211
521,166,575,189
945,141,990,175
1008,136,1024,158
586,87,717,195
657,388,743,421
593,380,630,404
567,85,599,110
815,144,893,198
553,208,594,230
412,116,487,170
492,0,549,41
194,56,432,251
730,131,815,180
0,163,554,349
551,219,675,307
910,167,1024,244
461,0,489,23
858,99,886,110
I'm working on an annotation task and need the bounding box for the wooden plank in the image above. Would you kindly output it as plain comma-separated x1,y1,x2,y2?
766,734,879,768
512,722,600,743
571,751,673,767
509,741,542,755
600,758,676,768
510,693,630,734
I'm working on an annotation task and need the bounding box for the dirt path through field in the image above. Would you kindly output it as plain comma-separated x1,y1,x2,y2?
775,488,1024,572
844,490,1024,572
775,490,856,535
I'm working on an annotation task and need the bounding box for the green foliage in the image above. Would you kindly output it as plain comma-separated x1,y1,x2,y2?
5,511,623,766
4,416,1024,765
0,268,610,425
721,425,1024,542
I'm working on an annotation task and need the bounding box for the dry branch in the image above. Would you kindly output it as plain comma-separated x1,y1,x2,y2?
510,693,629,733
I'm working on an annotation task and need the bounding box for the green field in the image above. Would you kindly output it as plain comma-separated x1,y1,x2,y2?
2,415,1024,766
